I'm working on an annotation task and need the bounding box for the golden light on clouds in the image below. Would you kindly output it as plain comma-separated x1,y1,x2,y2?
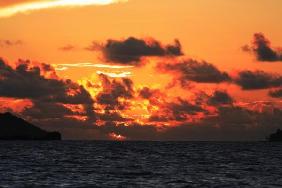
109,132,126,141
54,62,134,71
96,70,132,78
0,0,128,18
1,0,282,141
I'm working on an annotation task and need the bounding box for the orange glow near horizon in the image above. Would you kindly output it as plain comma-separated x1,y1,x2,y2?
109,132,126,141
0,97,33,113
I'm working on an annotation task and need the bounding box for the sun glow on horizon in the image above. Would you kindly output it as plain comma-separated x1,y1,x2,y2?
0,0,128,18
109,132,127,141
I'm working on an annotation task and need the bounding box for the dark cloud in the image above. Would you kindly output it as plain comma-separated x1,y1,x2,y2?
0,40,23,47
208,90,233,106
159,105,282,141
157,59,230,87
95,74,134,110
216,106,253,127
0,59,93,104
139,87,162,101
0,60,141,139
139,87,156,99
149,97,206,122
96,105,282,141
134,87,282,141
269,88,282,98
22,101,75,119
99,111,132,122
243,33,282,62
137,86,208,123
0,58,96,129
87,37,183,65
235,70,282,90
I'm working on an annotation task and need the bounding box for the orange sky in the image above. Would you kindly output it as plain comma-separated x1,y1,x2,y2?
1,0,282,94
0,0,282,140
1,0,281,69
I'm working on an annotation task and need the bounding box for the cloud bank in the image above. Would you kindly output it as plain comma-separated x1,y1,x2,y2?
1,33,282,140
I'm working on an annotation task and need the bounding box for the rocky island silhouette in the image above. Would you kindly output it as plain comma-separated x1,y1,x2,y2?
0,112,61,140
267,129,282,142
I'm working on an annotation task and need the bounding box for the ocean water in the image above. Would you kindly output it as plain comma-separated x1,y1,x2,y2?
0,141,281,188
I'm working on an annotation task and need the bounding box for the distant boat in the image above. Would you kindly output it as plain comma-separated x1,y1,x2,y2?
267,129,282,142
0,112,61,140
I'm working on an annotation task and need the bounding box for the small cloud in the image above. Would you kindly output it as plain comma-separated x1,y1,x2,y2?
243,33,282,62
0,39,23,47
208,90,233,106
269,88,282,98
59,44,76,51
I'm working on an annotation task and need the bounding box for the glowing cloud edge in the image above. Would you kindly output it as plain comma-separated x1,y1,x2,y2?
0,0,128,18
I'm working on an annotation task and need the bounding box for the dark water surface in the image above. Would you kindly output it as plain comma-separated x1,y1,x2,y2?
0,141,281,187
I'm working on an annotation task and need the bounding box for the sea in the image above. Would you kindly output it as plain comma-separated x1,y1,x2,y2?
0,141,281,188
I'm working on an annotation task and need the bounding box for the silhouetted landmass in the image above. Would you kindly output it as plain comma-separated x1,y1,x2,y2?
0,112,61,140
267,129,282,142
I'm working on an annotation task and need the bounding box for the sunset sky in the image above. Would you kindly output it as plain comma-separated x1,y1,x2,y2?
1,0,282,140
